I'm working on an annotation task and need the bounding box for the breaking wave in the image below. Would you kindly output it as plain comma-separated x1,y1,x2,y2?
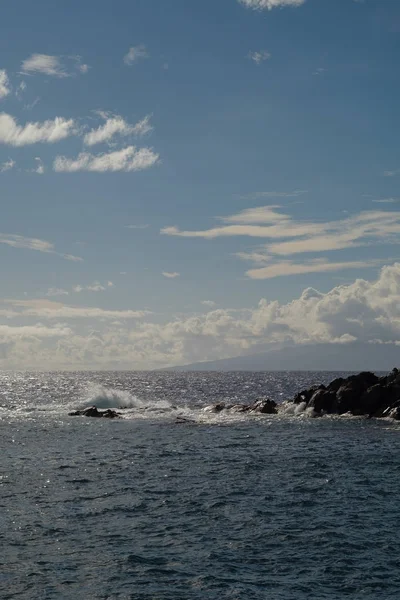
78,384,145,410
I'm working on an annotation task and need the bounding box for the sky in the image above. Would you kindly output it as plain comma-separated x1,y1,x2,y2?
1,0,400,369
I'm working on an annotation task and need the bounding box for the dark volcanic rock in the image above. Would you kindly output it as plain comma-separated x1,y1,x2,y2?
289,369,400,419
69,406,121,419
308,389,337,414
249,398,277,414
206,398,277,415
293,385,325,405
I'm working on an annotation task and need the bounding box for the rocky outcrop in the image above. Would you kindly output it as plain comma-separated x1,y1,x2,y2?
288,369,400,418
205,398,278,415
69,406,121,419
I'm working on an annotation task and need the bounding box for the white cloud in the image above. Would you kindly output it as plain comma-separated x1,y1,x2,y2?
0,158,15,172
0,113,76,146
53,146,159,172
162,272,180,278
239,0,306,9
373,198,399,204
46,288,69,297
124,45,149,66
4,264,400,368
15,81,27,101
73,281,114,293
21,54,90,77
125,224,149,229
0,233,82,261
6,299,150,320
33,157,45,174
162,206,400,251
84,114,152,146
246,258,383,280
202,300,217,307
384,169,400,177
248,51,271,64
242,190,307,200
77,62,90,74
162,206,400,278
0,70,11,99
0,324,71,339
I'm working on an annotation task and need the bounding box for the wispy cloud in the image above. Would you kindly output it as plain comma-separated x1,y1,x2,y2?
0,324,72,338
0,233,82,261
162,206,400,251
372,198,399,204
21,54,89,77
248,51,271,65
53,146,159,173
6,299,150,320
124,45,149,66
241,190,307,200
162,272,180,279
125,224,149,229
162,206,400,277
239,0,306,9
0,158,15,172
15,81,27,101
313,67,326,76
202,300,216,307
0,113,76,146
0,70,11,99
384,169,400,177
246,258,384,280
84,114,152,146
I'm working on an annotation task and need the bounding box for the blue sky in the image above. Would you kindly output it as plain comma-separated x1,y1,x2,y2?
1,0,400,369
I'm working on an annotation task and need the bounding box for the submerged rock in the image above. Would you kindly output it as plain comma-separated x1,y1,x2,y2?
69,406,121,419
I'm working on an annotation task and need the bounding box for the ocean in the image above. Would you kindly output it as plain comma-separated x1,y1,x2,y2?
1,371,400,599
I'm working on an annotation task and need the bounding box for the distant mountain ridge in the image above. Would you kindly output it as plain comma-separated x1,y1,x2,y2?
165,342,400,372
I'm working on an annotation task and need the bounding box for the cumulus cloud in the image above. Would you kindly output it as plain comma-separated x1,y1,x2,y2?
33,157,45,174
0,233,82,261
248,51,271,64
0,158,15,172
124,45,149,66
239,0,306,9
162,272,180,278
73,281,114,293
21,54,90,77
84,114,152,146
0,70,11,99
0,113,76,146
3,265,400,369
53,146,159,172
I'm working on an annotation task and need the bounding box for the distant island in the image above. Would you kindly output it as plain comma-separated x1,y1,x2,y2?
165,342,400,372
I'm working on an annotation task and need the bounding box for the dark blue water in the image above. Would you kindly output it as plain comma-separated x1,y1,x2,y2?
1,371,400,599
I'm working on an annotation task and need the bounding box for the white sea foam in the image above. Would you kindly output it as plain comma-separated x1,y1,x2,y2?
78,384,144,409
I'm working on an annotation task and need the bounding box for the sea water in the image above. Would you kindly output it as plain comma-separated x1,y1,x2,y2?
1,371,400,599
